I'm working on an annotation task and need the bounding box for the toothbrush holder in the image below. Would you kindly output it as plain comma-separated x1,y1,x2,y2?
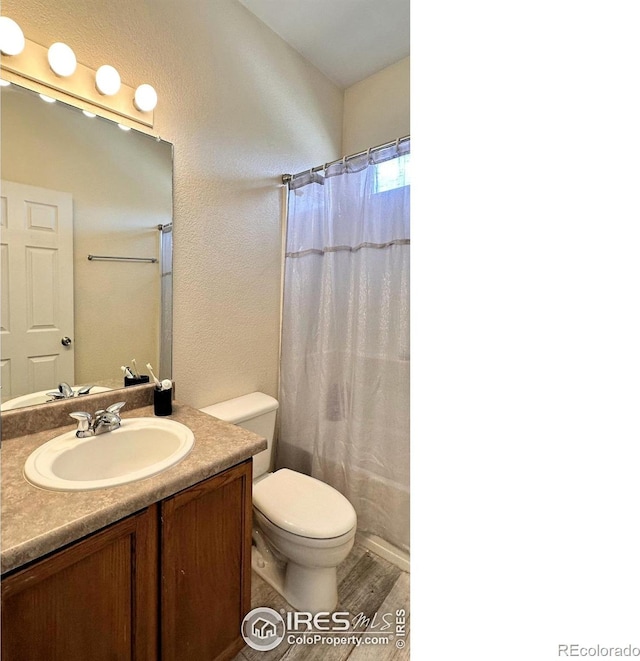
124,375,150,387
153,386,172,416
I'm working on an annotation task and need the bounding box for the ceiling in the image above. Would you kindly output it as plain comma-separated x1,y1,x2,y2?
237,0,410,89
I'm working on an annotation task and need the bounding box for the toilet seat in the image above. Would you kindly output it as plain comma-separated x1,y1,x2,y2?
253,469,357,540
254,509,356,550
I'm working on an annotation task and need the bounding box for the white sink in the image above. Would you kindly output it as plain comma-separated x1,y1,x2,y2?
1,386,113,412
24,418,195,491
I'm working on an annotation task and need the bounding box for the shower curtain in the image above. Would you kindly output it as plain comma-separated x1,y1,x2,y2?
278,140,410,553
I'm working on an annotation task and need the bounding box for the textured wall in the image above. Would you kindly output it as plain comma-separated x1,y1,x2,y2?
343,56,410,155
2,0,344,408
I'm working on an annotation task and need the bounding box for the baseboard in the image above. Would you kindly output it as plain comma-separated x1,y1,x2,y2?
356,533,410,573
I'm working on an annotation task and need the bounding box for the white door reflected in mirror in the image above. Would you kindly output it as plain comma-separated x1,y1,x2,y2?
1,181,75,401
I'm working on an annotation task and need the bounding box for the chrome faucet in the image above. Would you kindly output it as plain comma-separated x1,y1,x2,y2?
69,402,126,438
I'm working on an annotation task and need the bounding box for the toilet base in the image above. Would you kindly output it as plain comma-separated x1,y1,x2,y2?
284,561,338,613
251,546,339,613
252,545,286,597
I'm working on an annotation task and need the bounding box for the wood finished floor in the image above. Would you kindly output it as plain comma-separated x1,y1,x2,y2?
233,543,410,660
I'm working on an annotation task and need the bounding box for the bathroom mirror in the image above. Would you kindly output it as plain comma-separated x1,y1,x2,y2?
0,82,173,410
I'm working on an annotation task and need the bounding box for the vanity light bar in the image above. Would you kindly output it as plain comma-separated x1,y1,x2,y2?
0,17,157,132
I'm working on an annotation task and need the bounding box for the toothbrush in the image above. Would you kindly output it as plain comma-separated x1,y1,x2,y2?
121,365,135,379
131,359,140,378
146,363,162,388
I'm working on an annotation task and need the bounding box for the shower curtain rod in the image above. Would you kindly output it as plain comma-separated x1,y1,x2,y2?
282,134,410,185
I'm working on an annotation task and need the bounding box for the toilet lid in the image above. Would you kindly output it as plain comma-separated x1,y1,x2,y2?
253,469,357,539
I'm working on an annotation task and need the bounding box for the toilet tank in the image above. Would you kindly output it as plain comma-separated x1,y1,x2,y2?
199,392,279,479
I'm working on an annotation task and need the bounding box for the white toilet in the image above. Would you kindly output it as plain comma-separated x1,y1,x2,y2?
200,392,357,613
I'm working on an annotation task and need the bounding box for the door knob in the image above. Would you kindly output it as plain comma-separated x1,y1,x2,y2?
61,336,72,347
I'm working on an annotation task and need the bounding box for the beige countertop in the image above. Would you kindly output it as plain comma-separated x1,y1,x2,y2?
1,402,266,574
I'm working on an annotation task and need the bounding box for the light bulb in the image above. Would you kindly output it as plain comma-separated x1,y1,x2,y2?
117,123,131,131
48,42,77,77
39,94,56,103
133,84,157,112
82,110,96,118
95,65,121,96
0,17,25,56
0,79,10,87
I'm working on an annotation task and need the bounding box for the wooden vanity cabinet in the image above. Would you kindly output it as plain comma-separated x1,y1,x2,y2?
1,505,159,661
1,459,253,661
161,459,253,661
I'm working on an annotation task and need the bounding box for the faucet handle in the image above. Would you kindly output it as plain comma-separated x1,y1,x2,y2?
69,411,92,433
59,382,73,398
93,402,126,425
106,401,126,415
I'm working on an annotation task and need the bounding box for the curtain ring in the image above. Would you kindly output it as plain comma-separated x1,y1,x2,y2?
396,137,400,150
366,147,372,163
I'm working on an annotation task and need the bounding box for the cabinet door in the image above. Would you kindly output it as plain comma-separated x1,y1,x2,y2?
161,460,252,661
1,505,158,661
